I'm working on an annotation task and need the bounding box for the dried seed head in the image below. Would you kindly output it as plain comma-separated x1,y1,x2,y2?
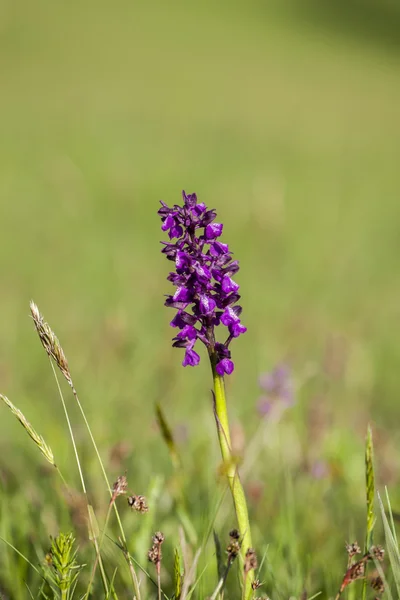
128,494,149,513
252,579,262,590
227,528,241,562
349,561,365,581
346,541,361,557
112,475,128,498
30,301,72,387
369,546,385,562
229,529,240,540
152,531,165,544
226,539,241,563
370,576,385,594
148,545,160,564
148,531,165,565
244,548,258,574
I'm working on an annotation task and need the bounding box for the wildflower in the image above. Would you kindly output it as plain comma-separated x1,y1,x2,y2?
257,363,294,415
158,191,246,375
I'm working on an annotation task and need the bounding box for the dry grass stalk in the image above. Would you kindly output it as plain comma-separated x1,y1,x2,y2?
30,301,72,387
0,394,55,466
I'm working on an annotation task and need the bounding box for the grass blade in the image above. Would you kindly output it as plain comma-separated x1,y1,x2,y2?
378,491,400,598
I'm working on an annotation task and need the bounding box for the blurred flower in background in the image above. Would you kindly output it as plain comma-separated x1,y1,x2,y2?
257,363,295,416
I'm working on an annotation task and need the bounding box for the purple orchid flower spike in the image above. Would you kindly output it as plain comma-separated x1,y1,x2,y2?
158,190,246,375
257,363,295,415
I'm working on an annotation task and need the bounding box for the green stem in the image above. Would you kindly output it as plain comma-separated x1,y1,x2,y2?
70,386,141,600
211,362,254,599
50,362,110,598
86,500,114,598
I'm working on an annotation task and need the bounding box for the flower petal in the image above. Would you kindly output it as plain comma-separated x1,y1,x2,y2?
205,223,223,239
216,358,234,375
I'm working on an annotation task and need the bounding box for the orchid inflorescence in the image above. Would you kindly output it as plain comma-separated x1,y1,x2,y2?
158,191,246,375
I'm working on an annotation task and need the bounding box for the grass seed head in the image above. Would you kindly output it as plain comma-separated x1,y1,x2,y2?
0,394,55,466
30,301,72,387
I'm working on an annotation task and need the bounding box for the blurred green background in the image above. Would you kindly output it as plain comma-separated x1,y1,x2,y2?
1,0,400,597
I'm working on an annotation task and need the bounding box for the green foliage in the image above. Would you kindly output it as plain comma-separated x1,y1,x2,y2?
365,425,376,549
173,548,183,600
43,533,82,599
379,491,400,599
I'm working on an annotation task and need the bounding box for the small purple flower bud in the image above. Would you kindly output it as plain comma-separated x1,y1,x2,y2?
221,276,240,294
229,321,247,338
194,263,212,282
170,224,183,239
220,293,241,308
182,190,197,207
202,209,217,226
173,287,192,303
210,241,229,256
161,214,175,232
176,325,197,340
199,294,216,316
216,358,234,375
205,223,223,239
183,345,200,367
170,312,187,328
176,251,191,271
165,297,190,310
221,307,239,326
223,260,240,276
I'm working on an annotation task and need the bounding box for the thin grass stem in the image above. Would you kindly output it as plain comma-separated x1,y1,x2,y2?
50,361,110,598
68,385,141,600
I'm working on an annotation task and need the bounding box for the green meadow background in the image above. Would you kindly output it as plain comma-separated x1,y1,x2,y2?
1,0,400,597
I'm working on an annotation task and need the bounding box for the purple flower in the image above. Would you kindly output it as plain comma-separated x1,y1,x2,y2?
159,191,246,373
257,363,295,415
216,358,234,376
183,344,200,367
205,223,223,239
